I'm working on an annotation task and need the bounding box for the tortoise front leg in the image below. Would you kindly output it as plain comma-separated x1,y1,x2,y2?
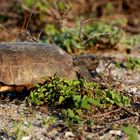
0,84,32,93
75,66,93,82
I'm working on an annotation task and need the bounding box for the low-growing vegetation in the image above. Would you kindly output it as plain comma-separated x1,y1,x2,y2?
115,57,140,70
122,125,139,140
43,22,136,52
27,77,130,123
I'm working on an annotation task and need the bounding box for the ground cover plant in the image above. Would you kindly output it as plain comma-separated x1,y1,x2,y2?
115,57,140,70
27,77,131,124
43,21,137,53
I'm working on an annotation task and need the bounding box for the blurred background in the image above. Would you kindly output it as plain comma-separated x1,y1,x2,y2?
0,0,140,53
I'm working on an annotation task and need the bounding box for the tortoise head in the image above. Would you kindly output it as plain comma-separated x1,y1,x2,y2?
73,54,100,71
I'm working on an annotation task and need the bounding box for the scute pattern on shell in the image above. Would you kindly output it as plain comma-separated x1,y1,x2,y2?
0,42,77,85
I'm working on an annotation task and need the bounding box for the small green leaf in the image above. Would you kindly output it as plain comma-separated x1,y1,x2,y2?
73,95,81,102
67,109,75,118
81,95,89,109
88,98,103,108
24,0,36,7
59,96,64,104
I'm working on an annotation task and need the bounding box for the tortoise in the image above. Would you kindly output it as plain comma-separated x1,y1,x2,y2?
0,42,99,92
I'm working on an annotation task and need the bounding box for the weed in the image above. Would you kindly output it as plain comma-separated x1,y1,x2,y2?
27,77,131,123
115,57,140,70
42,116,57,127
43,21,136,52
122,125,139,140
126,57,140,70
24,0,36,8
12,122,27,140
12,121,32,140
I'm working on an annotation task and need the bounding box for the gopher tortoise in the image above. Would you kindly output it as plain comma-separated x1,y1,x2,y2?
0,42,99,92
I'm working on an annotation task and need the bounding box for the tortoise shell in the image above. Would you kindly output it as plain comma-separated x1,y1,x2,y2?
0,42,77,85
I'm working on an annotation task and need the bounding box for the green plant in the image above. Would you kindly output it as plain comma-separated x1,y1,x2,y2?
42,116,57,127
122,125,139,140
105,2,113,10
12,122,27,140
44,24,84,52
12,121,33,140
23,0,36,7
22,0,137,52
42,20,136,53
126,57,140,70
27,77,131,123
115,57,140,70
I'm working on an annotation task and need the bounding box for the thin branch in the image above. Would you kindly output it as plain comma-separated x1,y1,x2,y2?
0,24,11,34
102,59,114,72
78,17,83,40
37,27,44,42
83,32,110,45
103,116,139,125
91,108,121,118
61,4,70,20
82,17,107,24
25,0,38,31
121,106,139,116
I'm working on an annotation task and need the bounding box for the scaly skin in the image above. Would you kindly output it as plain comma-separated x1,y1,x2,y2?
73,54,100,82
